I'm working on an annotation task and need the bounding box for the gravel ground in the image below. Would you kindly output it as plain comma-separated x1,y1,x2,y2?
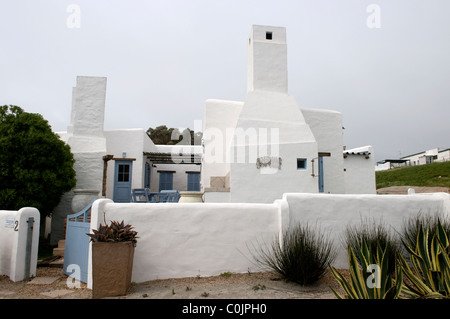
0,266,347,299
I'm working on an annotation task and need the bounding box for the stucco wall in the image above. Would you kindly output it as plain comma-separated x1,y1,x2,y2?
88,199,280,288
86,192,450,287
0,207,40,281
202,99,243,190
150,163,201,192
104,129,154,198
229,90,319,203
343,146,376,194
301,108,345,194
284,192,450,268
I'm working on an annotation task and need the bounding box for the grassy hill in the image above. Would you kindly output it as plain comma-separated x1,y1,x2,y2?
376,161,450,189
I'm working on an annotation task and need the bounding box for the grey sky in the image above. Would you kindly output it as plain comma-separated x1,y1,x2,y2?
1,0,449,162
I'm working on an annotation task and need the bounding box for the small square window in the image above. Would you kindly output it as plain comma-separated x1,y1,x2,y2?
297,158,307,170
266,32,272,40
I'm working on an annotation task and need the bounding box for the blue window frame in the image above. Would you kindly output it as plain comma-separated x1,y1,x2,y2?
187,172,200,191
159,172,173,191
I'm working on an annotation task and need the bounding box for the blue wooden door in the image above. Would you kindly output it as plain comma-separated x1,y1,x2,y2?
159,172,173,191
318,156,324,193
187,172,200,191
113,161,133,202
63,201,93,283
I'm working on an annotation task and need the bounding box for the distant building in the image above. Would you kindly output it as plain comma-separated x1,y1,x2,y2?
376,147,450,171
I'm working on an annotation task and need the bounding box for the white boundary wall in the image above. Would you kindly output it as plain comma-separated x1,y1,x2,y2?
0,207,40,282
283,192,450,268
87,192,450,288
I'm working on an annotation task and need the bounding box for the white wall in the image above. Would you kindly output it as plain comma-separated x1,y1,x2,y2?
104,129,155,198
229,90,318,203
88,199,281,288
202,99,243,190
150,163,201,192
0,207,40,282
87,192,449,287
437,149,450,162
302,108,345,194
344,146,376,194
247,25,288,93
284,192,450,268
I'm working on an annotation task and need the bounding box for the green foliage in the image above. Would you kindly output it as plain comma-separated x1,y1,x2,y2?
330,242,403,299
220,271,234,278
0,105,76,216
375,161,450,189
251,224,336,285
344,218,402,275
400,213,450,254
146,125,202,145
399,219,450,299
87,220,138,245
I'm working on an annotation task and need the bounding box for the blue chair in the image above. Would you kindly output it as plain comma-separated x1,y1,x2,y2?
148,192,159,203
131,188,150,202
160,190,180,203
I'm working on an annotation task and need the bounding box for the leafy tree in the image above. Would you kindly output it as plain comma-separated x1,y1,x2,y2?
147,125,202,145
0,105,76,217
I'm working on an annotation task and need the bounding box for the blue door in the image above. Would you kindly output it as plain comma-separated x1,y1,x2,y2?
113,161,133,202
187,172,200,191
159,172,173,191
318,156,324,193
63,201,93,283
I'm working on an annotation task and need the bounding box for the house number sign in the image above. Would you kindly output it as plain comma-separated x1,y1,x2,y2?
5,219,19,231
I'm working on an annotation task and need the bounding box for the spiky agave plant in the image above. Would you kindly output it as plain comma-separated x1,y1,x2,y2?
87,220,138,246
329,241,403,299
344,217,401,276
398,218,450,299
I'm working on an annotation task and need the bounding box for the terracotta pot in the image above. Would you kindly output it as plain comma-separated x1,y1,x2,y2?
92,241,135,299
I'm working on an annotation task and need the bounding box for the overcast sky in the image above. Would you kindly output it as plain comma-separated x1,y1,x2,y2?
1,0,449,161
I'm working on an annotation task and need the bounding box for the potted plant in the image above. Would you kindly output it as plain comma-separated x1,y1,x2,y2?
87,220,138,299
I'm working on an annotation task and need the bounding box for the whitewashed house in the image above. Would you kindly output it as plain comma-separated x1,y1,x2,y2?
51,76,201,245
401,148,450,166
50,25,376,244
201,25,376,203
376,147,450,171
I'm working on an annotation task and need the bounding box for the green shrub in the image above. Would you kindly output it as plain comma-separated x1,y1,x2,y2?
400,213,450,254
0,105,76,216
344,218,402,275
251,224,336,285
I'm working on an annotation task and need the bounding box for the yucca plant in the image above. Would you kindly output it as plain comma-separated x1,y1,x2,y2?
251,224,337,285
330,241,403,299
87,220,138,245
398,219,450,299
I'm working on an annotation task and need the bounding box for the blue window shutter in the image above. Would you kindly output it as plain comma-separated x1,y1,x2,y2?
159,172,173,191
187,173,200,191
